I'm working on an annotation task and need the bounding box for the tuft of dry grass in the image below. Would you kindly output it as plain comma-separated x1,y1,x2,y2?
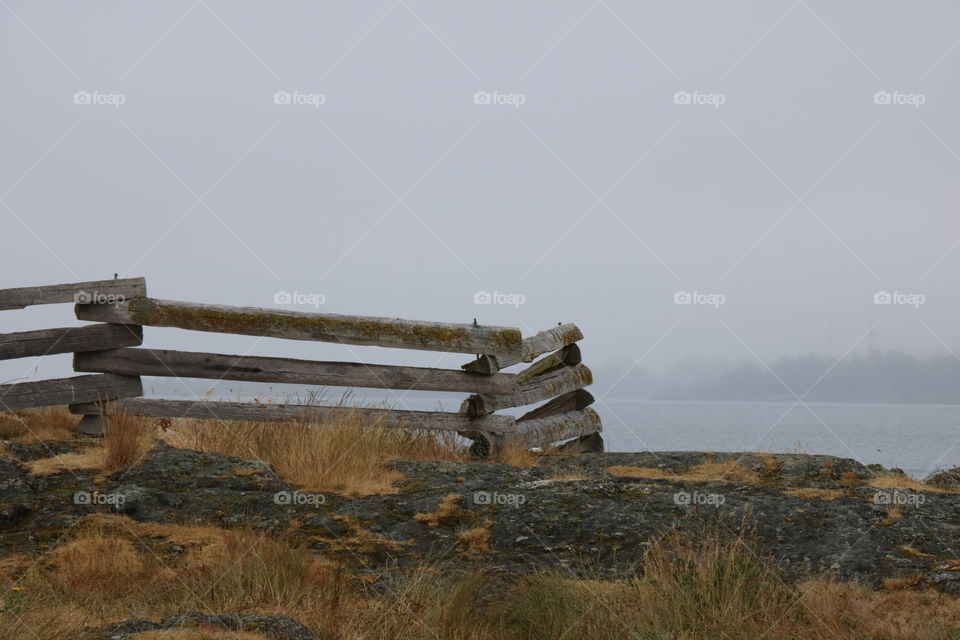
898,544,936,559
869,473,944,492
26,447,106,476
44,535,149,596
457,521,493,555
103,411,157,473
493,441,539,467
635,523,798,637
758,452,784,476
881,574,927,591
414,494,464,528
606,460,761,483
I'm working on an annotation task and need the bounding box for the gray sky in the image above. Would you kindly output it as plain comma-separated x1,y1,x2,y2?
3,1,960,387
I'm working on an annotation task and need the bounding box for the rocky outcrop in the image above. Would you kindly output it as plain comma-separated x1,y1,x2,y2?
3,440,960,592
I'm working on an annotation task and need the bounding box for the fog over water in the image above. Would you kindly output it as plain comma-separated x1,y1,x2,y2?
3,3,960,456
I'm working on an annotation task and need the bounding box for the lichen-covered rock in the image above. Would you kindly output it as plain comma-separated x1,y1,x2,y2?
4,441,960,592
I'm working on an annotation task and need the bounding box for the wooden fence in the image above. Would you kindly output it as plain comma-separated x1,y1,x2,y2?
0,278,602,454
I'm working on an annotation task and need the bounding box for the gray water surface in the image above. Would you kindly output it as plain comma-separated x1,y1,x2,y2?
599,399,960,479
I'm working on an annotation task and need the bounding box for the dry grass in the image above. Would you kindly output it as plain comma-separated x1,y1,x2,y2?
457,521,493,554
606,460,761,483
4,516,960,640
898,544,937,559
492,441,539,467
7,401,542,498
881,574,927,591
605,465,675,479
0,406,76,442
8,408,960,638
45,535,150,596
103,411,157,473
22,410,157,476
634,523,799,637
26,447,106,476
785,488,845,500
164,407,468,496
330,515,409,554
758,452,784,475
414,494,464,527
870,473,944,492
0,515,348,637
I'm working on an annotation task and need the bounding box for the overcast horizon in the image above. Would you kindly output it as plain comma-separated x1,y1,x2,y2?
4,1,960,390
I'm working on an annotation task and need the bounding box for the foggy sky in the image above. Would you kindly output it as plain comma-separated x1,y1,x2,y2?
3,1,960,389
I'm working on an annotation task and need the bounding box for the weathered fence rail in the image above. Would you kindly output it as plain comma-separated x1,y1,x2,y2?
77,298,525,356
0,278,146,311
73,348,519,395
0,277,602,453
0,374,142,412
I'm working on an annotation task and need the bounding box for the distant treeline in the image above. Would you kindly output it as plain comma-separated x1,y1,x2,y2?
598,350,960,404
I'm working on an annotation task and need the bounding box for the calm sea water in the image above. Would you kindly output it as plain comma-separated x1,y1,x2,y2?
374,396,960,478
599,399,960,479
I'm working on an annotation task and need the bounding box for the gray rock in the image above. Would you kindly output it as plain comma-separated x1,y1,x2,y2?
76,611,318,640
6,442,960,592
